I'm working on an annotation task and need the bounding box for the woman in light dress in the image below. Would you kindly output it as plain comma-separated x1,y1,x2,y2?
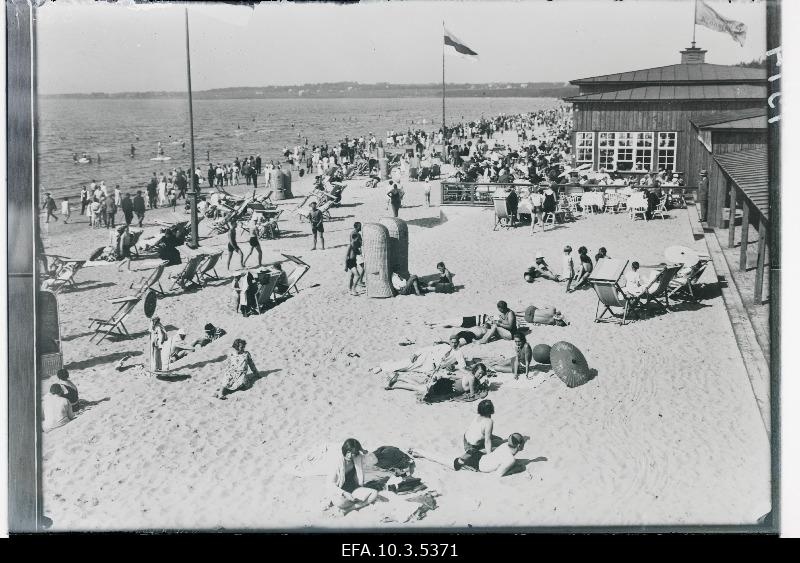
214,338,259,399
158,174,168,206
149,316,168,372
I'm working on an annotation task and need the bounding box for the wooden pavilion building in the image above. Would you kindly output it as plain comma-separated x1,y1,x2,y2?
565,44,766,203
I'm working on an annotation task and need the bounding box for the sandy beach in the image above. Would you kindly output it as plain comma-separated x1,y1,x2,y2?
38,138,770,530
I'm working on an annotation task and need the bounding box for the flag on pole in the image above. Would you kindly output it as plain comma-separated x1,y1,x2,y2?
444,27,479,60
695,0,747,46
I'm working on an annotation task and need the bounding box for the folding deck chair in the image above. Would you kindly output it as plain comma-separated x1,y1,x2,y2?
493,197,512,230
129,261,167,296
168,254,206,291
197,251,224,283
88,296,141,343
42,260,86,294
273,254,310,299
637,264,682,313
589,258,634,325
668,258,710,301
255,272,282,313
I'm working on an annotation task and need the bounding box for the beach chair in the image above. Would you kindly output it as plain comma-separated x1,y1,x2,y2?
88,296,141,344
493,197,512,230
168,254,206,291
129,261,167,296
589,258,636,325
651,196,668,220
197,251,224,283
42,260,86,294
636,264,682,314
255,272,282,313
273,254,310,299
628,194,648,221
668,258,710,301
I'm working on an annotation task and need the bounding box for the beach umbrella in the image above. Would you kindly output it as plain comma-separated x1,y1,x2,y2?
664,245,700,266
143,290,158,318
550,341,591,388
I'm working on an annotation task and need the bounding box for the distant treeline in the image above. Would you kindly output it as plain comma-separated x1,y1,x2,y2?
43,82,579,100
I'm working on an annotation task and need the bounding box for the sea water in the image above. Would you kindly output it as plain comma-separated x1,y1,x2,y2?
37,96,559,200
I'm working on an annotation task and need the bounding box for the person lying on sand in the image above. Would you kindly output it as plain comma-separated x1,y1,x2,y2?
192,323,227,349
524,252,559,283
478,301,516,344
488,333,533,380
327,438,379,515
410,433,527,478
384,336,468,393
214,339,259,399
392,271,424,296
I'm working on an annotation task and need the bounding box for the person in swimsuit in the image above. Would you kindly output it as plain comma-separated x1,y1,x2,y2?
456,398,495,469
345,238,361,296
456,363,488,399
242,220,263,268
308,201,325,250
328,438,378,515
490,332,533,379
226,218,244,270
385,337,467,393
478,301,517,344
570,246,594,292
410,432,527,478
452,322,490,345
427,261,455,293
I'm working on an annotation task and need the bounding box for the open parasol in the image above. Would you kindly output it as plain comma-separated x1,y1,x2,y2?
550,341,591,388
664,245,700,266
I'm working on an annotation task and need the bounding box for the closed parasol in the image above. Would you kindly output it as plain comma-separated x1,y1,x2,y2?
550,341,591,388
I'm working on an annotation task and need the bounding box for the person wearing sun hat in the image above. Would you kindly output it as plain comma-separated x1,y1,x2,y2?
168,327,194,363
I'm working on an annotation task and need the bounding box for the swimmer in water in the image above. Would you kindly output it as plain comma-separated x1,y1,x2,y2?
130,145,136,158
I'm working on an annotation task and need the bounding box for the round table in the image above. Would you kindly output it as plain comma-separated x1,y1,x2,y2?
664,245,700,265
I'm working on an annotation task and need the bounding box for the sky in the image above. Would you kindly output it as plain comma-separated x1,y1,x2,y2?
36,0,768,95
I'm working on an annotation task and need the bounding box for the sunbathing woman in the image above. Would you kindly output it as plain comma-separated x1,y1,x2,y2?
490,332,533,380
214,338,259,399
384,336,467,392
427,262,455,293
410,433,527,478
478,301,517,344
328,438,379,515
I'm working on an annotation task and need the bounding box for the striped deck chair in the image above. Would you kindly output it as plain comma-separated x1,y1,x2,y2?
273,254,310,299
168,254,206,291
129,261,168,296
88,296,141,343
42,260,86,294
197,251,224,283
589,258,634,325
255,272,282,313
668,258,710,301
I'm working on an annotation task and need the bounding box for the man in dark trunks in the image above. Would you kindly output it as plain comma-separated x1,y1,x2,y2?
308,201,325,250
226,218,244,270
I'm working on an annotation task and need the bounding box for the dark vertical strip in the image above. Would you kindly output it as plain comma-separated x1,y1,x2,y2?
766,0,780,533
7,0,41,532
727,185,736,246
740,202,750,271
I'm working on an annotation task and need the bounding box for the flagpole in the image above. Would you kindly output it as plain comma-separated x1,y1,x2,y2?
442,20,446,164
692,0,697,46
185,7,199,249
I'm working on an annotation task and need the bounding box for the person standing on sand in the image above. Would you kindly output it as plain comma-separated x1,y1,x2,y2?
133,190,146,227
121,193,133,226
105,194,117,228
147,173,158,209
308,201,325,250
242,219,263,268
80,186,89,215
61,198,71,224
226,218,244,270
697,169,709,222
149,316,168,373
345,238,362,296
43,193,58,223
387,182,403,217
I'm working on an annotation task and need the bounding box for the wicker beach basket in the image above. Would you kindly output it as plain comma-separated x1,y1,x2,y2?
363,223,394,298
282,169,293,198
378,158,388,180
379,217,408,276
272,169,287,200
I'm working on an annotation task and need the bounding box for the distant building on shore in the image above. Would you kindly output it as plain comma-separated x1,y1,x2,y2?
565,44,766,197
